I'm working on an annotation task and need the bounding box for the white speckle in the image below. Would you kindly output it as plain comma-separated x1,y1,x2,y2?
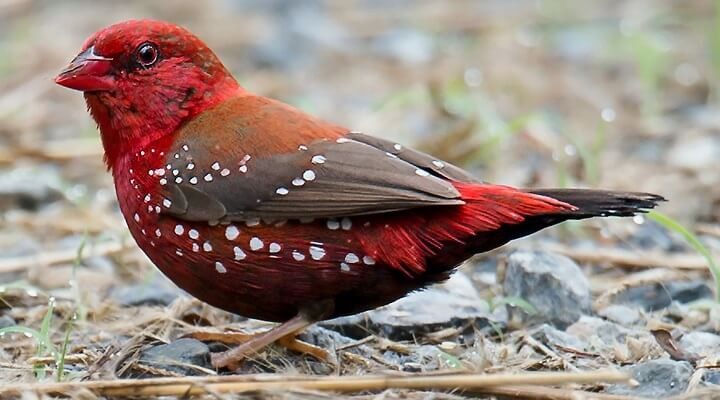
310,241,324,246
239,165,248,173
188,229,199,239
203,241,213,252
298,145,308,151
192,243,200,252
154,206,161,214
233,246,246,260
225,225,240,240
215,262,227,274
187,162,195,170
133,213,140,222
175,177,183,184
162,198,172,208
175,249,184,257
432,160,445,169
204,173,213,182
159,178,168,185
155,229,162,238
250,237,264,251
211,162,220,170
340,263,350,272
269,243,281,253
292,178,305,186
189,177,198,185
182,144,189,151
140,150,145,156
345,253,360,264
148,170,154,176
303,170,316,181
174,153,180,159
174,225,184,235
144,194,151,203
245,218,260,227
154,168,165,176
311,155,327,165
415,168,430,177
242,154,252,162
393,143,402,151
326,219,340,230
386,152,398,158
363,255,376,265
140,228,146,236
147,205,154,213
276,187,289,195
309,246,326,260
292,250,305,261
172,169,179,176
220,168,230,176
341,217,352,230
336,138,351,143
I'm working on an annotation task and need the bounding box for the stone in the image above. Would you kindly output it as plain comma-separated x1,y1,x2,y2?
677,331,720,358
322,272,502,341
533,324,587,351
597,304,642,326
502,250,591,329
607,359,694,397
137,338,211,376
111,276,182,307
0,315,16,329
613,280,713,311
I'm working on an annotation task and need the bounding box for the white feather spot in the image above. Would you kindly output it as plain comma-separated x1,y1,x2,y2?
159,178,167,185
303,170,316,181
188,229,199,239
189,177,198,185
162,198,172,208
234,246,246,260
175,249,184,257
276,187,289,195
155,228,162,237
175,177,183,184
336,138,351,143
187,162,195,170
340,262,351,272
345,253,360,264
133,213,140,222
220,168,230,176
432,160,445,169
269,243,281,253
341,217,352,230
239,165,248,173
215,262,227,273
415,168,430,177
174,225,184,235
292,250,305,261
311,155,327,164
182,144,189,151
292,178,305,186
326,219,340,230
393,143,402,151
143,194,151,203
203,241,213,252
250,237,264,251
192,243,200,252
225,225,240,240
211,162,220,170
204,173,213,182
363,255,376,265
172,169,179,176
309,246,326,260
298,145,308,151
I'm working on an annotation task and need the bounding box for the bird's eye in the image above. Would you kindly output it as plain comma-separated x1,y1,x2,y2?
135,43,159,68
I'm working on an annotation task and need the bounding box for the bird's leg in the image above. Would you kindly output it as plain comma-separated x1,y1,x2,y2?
210,301,333,370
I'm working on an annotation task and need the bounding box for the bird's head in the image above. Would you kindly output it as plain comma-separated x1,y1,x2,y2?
55,20,240,167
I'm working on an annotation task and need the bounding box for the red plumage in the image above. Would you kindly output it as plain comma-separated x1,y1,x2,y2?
55,19,663,367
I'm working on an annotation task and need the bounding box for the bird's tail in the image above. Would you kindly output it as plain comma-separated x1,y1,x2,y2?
525,188,665,219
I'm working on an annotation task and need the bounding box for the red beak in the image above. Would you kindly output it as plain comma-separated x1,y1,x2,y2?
55,46,115,92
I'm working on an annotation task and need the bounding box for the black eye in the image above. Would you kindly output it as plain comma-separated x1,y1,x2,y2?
135,43,158,68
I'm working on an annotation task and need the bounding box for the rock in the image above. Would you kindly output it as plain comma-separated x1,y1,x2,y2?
298,326,372,358
0,166,63,211
565,316,653,355
111,276,182,307
667,135,720,171
533,324,587,351
502,250,591,329
677,331,720,358
703,370,720,385
137,339,211,376
0,315,16,329
322,272,502,341
597,304,642,326
607,359,693,397
613,280,713,311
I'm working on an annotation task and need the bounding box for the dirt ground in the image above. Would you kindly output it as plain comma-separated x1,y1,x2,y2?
1,0,719,399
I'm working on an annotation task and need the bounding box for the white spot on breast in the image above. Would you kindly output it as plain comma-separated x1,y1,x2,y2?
345,253,360,264
154,168,165,176
250,237,264,251
162,198,172,208
174,153,180,159
182,144,189,151
172,169,179,176
144,194,151,203
303,170,316,181
175,249,184,257
292,178,305,186
188,229,199,239
225,225,240,240
189,177,198,185
155,228,162,237
203,241,213,252
276,187,289,195
192,243,200,252
187,162,195,170
363,255,376,265
174,225,184,235
292,250,305,261
215,262,227,274
415,168,430,177
159,178,168,185
311,155,327,164
341,217,352,230
309,246,326,260
175,177,183,184
220,168,230,176
154,206,161,214
211,162,220,170
204,173,213,182
340,263,350,272
148,170,154,176
140,150,145,156
326,219,340,230
269,243,281,253
141,229,146,236
133,213,140,222
393,143,402,151
234,246,246,260
432,160,445,169
239,165,248,173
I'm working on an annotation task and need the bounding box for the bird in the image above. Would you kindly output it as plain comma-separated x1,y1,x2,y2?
55,19,664,369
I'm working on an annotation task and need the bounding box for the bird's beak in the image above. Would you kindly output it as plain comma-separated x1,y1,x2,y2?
55,46,114,92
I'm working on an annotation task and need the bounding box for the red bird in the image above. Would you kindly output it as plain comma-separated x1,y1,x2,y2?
56,20,663,369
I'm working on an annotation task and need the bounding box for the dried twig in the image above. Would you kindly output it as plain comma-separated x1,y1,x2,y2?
547,245,711,270
0,240,133,274
0,370,632,397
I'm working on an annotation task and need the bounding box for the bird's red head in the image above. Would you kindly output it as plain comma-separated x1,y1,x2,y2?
55,20,241,168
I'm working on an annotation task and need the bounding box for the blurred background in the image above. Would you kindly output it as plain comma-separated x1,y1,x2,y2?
1,0,720,388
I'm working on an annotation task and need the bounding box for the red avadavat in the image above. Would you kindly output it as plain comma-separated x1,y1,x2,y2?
56,20,663,369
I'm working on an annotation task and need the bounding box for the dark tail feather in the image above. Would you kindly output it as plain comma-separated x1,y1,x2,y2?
527,188,665,219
